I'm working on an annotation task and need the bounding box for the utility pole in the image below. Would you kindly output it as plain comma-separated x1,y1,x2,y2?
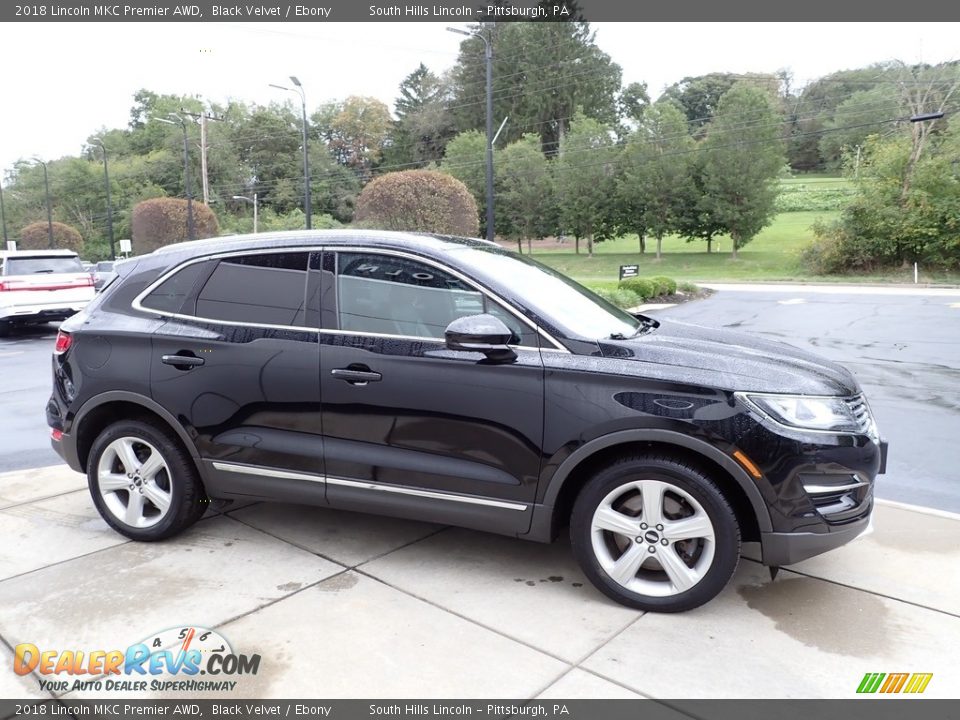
200,113,210,204
0,177,8,246
156,115,195,240
30,158,54,248
91,138,116,260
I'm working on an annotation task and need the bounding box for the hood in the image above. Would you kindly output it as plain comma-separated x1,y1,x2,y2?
597,318,860,396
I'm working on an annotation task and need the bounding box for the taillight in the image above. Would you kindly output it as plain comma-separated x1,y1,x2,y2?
0,281,10,291
51,428,64,441
54,330,72,354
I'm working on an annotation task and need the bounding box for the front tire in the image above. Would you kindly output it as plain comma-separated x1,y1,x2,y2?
570,454,740,612
87,419,208,541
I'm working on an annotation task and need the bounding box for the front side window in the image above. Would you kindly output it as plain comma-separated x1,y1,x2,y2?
335,252,533,345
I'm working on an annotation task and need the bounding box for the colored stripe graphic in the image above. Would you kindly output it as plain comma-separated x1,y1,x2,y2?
880,673,909,693
857,673,885,693
857,672,933,694
904,673,933,694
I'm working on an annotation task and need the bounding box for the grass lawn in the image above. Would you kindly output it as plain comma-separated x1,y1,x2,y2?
520,210,960,286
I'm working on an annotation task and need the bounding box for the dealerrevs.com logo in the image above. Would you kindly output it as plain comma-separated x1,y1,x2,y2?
857,672,934,694
13,626,260,693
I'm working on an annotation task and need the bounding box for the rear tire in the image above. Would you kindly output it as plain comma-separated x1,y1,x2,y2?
87,419,208,541
570,454,740,612
0,321,10,338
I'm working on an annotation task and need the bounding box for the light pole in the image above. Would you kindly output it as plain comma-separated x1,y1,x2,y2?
270,77,312,229
30,158,54,248
91,137,116,259
233,194,258,234
156,114,195,241
448,24,495,241
0,174,8,247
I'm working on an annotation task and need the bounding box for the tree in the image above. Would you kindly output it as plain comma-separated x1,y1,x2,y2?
806,118,960,272
19,222,83,252
496,134,554,253
449,22,621,153
321,96,392,180
818,86,901,169
554,115,617,256
441,130,487,233
617,101,694,259
385,64,456,168
354,170,479,237
131,198,219,253
699,83,785,259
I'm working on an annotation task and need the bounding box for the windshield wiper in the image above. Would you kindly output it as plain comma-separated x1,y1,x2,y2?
609,317,659,340
33,269,55,274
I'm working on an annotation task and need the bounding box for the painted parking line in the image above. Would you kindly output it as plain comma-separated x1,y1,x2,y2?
777,298,807,305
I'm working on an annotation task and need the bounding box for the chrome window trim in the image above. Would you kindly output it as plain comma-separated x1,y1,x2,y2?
211,461,528,512
131,245,569,353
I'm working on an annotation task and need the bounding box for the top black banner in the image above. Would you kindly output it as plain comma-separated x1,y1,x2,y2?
4,0,960,22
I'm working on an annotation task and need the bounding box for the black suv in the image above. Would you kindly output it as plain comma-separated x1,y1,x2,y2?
47,231,886,612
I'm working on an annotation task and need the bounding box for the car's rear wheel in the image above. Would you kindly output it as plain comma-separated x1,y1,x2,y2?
0,320,10,338
87,419,208,541
570,454,740,612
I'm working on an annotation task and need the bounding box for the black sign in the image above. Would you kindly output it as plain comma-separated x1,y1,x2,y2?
619,265,639,281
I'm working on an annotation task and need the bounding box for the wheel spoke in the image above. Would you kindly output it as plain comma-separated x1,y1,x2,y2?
142,481,171,514
608,544,646,585
124,492,146,526
115,438,141,475
138,450,165,482
593,505,641,537
662,513,715,542
640,481,666,527
657,546,701,593
99,472,130,493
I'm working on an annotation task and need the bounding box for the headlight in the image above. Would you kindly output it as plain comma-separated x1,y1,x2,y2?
737,393,861,433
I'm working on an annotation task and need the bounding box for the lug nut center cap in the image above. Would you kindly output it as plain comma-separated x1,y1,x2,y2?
644,529,660,543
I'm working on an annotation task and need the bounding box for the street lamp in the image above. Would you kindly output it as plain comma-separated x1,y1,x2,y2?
0,174,8,247
447,24,495,242
156,114,195,241
29,158,54,248
270,77,312,229
232,194,258,234
90,137,116,260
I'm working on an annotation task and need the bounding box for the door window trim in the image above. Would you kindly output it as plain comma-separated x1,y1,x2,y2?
131,245,568,353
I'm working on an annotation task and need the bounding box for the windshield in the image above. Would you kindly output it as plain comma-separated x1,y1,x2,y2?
451,247,642,339
5,256,85,275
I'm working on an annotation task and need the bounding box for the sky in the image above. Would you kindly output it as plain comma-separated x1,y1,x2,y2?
0,21,958,175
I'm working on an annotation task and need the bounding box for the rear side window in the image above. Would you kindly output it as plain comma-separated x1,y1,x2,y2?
195,252,309,327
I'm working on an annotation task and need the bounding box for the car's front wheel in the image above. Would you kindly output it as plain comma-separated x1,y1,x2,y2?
570,454,740,612
87,419,208,541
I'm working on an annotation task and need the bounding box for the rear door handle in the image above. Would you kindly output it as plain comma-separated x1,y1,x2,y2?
161,354,205,369
331,367,382,385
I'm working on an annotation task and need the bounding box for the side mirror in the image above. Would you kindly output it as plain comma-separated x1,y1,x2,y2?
445,314,517,363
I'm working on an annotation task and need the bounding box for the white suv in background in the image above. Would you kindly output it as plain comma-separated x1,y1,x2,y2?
0,250,95,337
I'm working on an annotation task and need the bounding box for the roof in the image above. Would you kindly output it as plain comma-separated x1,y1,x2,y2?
0,249,80,258
151,229,498,256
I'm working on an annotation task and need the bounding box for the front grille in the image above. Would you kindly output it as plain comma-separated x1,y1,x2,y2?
845,394,878,440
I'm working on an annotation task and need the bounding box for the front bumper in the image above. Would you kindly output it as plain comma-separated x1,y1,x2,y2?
761,511,872,566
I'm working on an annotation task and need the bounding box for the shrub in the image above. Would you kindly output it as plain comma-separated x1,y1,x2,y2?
649,275,678,296
18,221,83,252
131,198,220,253
592,287,642,309
678,281,700,294
619,277,656,300
354,169,479,237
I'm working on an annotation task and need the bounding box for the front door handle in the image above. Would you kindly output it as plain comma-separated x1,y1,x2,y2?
331,367,382,385
161,353,205,370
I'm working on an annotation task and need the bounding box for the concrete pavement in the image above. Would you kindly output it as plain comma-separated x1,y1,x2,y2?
1,465,958,700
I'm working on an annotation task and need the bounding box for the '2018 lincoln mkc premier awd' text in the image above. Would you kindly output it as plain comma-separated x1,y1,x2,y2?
48,230,886,611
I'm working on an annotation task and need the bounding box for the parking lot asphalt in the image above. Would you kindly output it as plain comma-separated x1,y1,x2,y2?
2,284,958,701
1,465,959,701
